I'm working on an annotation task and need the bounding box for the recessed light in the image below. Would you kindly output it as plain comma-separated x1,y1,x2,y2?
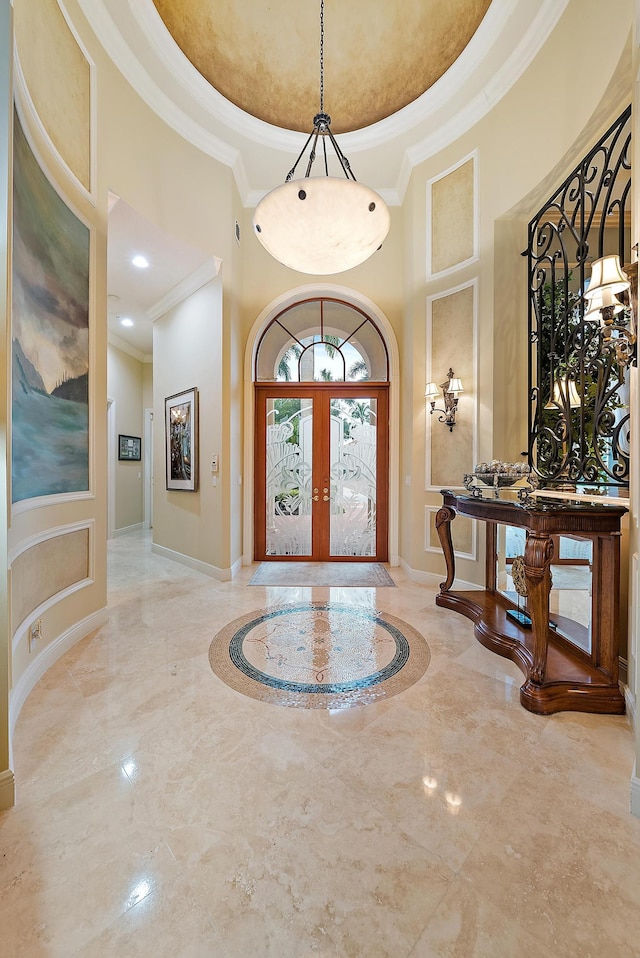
120,317,134,327
132,255,149,269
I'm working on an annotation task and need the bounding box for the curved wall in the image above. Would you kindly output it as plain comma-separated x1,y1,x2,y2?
8,1,108,749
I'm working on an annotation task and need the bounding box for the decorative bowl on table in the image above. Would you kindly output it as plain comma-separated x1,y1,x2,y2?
463,461,536,500
477,473,520,488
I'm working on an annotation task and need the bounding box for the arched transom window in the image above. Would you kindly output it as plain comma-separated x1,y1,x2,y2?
255,298,389,383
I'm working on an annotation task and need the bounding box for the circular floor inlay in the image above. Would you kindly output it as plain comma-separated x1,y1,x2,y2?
209,603,430,709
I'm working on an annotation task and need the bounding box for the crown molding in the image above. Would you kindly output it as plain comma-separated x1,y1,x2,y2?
147,257,222,322
107,331,147,362
75,0,241,170
76,0,567,206
406,0,568,168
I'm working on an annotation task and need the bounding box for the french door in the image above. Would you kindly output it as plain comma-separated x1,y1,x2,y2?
254,384,389,561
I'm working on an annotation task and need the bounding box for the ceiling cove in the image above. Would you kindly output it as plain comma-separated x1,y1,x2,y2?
75,0,568,205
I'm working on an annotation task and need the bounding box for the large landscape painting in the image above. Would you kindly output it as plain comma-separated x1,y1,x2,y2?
12,111,90,502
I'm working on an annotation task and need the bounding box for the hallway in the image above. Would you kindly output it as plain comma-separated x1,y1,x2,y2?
1,531,639,956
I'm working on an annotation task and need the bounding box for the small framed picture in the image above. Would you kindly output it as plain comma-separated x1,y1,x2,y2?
165,387,198,491
118,434,141,461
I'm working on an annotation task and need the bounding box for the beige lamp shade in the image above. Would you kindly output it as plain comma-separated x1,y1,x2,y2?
424,382,439,401
584,254,630,299
448,377,464,395
544,376,581,409
253,176,390,275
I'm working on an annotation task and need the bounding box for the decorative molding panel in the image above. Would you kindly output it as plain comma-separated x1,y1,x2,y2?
426,151,478,279
424,505,476,561
10,523,93,638
425,279,478,491
13,0,96,201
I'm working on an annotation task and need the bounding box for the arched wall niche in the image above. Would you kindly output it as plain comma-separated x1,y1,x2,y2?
243,284,400,566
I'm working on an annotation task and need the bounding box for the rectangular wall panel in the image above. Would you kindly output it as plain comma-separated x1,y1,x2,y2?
14,0,92,192
11,528,89,631
425,506,475,559
426,281,477,490
428,154,477,278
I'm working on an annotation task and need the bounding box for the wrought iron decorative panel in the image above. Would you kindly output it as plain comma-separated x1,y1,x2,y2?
526,106,632,489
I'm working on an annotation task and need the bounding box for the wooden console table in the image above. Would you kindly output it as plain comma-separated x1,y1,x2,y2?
435,490,627,715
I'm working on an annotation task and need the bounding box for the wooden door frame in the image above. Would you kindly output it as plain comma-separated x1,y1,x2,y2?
254,383,389,562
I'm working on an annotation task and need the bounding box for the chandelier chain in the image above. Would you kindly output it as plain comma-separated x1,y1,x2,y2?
319,0,324,112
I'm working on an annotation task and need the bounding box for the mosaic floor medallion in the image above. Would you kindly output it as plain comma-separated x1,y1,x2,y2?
208,602,431,709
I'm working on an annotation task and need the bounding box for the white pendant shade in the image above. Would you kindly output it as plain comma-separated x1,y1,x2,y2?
584,254,630,298
253,176,390,275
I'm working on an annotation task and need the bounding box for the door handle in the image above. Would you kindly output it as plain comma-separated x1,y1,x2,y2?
312,494,319,501
323,495,330,501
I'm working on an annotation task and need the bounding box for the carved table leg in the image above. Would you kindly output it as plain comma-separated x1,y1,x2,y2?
524,531,554,684
435,506,457,593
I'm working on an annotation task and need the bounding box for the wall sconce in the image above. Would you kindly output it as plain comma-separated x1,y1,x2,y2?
584,254,637,367
425,368,464,432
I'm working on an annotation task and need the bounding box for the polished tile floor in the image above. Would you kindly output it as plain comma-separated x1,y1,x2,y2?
1,530,639,957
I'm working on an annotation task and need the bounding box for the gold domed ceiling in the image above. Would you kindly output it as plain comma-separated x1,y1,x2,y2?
151,0,492,134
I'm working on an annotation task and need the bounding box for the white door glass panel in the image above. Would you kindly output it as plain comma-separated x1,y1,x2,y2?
265,398,313,556
329,398,377,556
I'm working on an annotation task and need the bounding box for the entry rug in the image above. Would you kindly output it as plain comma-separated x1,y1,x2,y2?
249,561,396,588
208,602,430,709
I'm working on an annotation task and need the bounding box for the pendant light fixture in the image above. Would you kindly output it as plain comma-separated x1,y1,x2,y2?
252,0,390,275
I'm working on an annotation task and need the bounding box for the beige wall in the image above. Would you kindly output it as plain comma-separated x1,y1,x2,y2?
14,0,91,191
403,0,633,586
107,344,144,531
152,279,231,574
142,361,153,411
6,0,108,783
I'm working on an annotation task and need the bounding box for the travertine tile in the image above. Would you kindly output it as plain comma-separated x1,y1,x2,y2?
410,879,558,957
184,769,453,957
1,529,638,958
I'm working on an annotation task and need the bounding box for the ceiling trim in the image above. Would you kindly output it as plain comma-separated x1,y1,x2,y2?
147,256,222,322
130,0,512,153
76,0,568,207
338,0,515,153
107,331,148,363
406,0,569,169
75,0,245,174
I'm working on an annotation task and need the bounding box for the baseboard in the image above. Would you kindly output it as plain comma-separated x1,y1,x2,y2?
9,606,108,736
151,542,236,581
399,557,483,592
631,764,640,819
624,685,636,731
619,656,628,687
112,522,144,538
0,768,16,810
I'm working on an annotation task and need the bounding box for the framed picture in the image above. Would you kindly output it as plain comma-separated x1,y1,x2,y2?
165,387,198,491
118,434,141,461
